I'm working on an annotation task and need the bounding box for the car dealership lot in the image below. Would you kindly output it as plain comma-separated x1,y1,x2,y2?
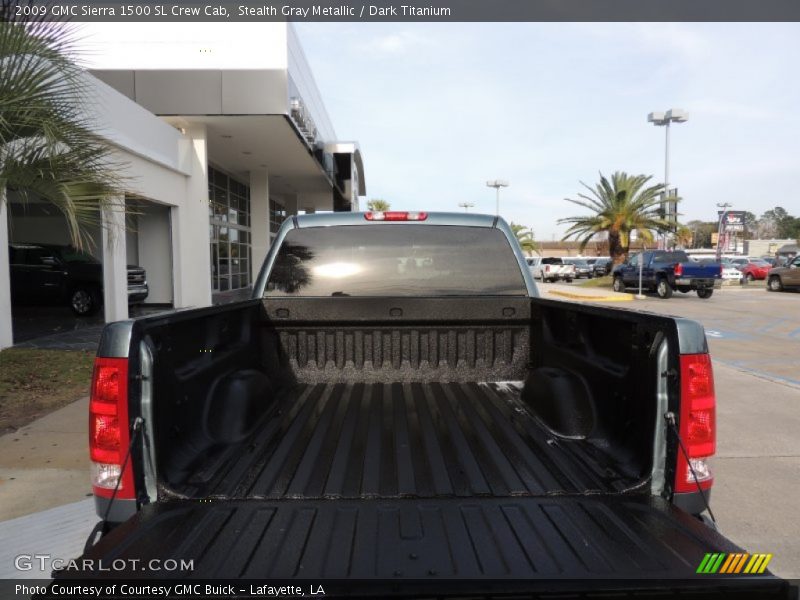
545,282,800,577
588,284,798,387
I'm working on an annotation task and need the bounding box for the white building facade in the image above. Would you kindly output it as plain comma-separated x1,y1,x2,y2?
0,23,365,349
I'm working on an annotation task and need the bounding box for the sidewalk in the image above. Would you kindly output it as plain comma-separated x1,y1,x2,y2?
541,281,633,302
0,499,95,579
712,362,800,578
0,397,90,522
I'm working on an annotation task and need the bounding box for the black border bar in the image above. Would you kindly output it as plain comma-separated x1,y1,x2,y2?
5,0,800,22
3,578,797,600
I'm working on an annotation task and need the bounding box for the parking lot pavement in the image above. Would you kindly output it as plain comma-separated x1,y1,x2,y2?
545,281,800,388
543,280,800,577
623,286,799,388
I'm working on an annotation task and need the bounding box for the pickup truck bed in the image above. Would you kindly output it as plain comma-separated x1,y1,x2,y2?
66,216,795,597
171,381,636,500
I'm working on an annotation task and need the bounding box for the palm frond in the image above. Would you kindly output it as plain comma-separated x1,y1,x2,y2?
1,10,128,249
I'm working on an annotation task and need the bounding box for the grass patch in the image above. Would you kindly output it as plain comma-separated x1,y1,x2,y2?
578,275,614,288
0,348,94,434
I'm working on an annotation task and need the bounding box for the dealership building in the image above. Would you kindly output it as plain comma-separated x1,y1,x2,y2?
0,23,365,349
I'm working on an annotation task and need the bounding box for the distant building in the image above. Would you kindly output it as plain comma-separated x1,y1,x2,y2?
744,239,797,257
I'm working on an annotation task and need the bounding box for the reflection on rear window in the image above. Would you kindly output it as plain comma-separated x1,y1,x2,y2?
655,251,690,263
265,225,527,297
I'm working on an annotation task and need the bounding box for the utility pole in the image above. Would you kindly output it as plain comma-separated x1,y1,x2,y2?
486,180,509,216
716,202,733,262
648,110,688,250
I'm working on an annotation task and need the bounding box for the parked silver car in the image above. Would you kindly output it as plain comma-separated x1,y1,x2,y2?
526,256,576,283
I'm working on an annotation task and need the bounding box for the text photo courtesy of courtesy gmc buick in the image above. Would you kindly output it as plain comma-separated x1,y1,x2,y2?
60,212,793,598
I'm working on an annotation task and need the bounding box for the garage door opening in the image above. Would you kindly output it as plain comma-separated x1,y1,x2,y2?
5,193,174,345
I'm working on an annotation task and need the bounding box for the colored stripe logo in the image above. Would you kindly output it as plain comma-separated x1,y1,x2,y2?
697,553,773,574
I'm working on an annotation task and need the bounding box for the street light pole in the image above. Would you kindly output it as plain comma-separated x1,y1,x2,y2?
486,180,509,216
458,202,474,213
664,119,670,217
648,109,688,250
716,202,733,262
637,241,646,300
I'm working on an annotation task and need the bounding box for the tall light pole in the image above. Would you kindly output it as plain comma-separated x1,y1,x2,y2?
486,180,509,216
648,109,688,249
716,202,733,262
458,202,474,212
528,226,537,256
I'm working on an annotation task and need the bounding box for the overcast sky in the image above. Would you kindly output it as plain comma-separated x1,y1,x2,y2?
295,22,800,240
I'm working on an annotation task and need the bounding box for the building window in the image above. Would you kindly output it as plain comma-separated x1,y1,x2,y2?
209,166,251,292
269,198,286,235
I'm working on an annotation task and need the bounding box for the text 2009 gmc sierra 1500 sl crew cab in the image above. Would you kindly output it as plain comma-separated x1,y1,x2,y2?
57,212,793,598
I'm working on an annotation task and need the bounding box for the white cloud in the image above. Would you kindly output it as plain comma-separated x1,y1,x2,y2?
629,23,713,62
687,100,776,121
357,31,432,56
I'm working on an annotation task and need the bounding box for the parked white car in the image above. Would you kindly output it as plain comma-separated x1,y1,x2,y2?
720,263,743,282
727,257,752,269
526,257,576,283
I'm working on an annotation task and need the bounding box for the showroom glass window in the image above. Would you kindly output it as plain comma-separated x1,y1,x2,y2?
269,198,286,235
208,167,252,292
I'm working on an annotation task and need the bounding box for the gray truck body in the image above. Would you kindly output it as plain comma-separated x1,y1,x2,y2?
58,213,792,598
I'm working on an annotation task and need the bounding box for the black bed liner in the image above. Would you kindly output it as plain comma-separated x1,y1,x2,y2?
75,495,775,586
172,382,643,500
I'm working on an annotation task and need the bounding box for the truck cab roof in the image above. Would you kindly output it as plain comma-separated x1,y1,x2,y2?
294,211,498,228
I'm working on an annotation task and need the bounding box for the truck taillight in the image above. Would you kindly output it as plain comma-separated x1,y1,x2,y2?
89,357,134,498
364,211,428,221
675,353,716,493
674,262,683,277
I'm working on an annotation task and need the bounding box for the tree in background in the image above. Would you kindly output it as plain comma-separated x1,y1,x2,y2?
559,172,670,264
685,220,717,248
366,199,390,211
1,5,125,248
759,206,800,240
783,217,800,240
741,211,758,239
510,222,537,255
674,224,693,248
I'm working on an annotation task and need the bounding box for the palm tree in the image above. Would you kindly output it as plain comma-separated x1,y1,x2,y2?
674,224,693,249
510,222,537,255
1,6,125,248
367,199,390,212
558,172,671,264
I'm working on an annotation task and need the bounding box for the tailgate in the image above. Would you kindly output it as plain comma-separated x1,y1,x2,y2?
58,497,791,596
680,262,720,279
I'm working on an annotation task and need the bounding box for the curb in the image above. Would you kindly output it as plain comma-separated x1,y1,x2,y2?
548,290,633,302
